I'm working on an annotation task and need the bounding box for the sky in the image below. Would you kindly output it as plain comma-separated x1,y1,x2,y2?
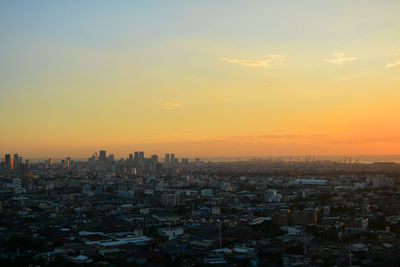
1,0,400,159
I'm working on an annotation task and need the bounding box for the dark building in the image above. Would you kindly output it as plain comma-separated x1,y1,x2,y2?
99,150,107,161
5,154,12,170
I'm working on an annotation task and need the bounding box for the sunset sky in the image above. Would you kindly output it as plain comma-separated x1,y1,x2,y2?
1,0,400,159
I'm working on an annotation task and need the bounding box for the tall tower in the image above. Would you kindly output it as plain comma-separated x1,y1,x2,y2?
134,151,139,166
164,153,170,165
13,154,19,170
99,150,107,161
5,154,11,170
139,151,144,167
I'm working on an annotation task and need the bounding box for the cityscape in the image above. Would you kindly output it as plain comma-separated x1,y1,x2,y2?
2,151,400,266
1,0,400,266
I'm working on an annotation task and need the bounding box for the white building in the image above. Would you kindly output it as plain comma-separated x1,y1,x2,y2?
265,189,282,203
159,227,184,240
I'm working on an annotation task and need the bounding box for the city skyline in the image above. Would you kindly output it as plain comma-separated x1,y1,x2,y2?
1,1,400,157
4,150,400,164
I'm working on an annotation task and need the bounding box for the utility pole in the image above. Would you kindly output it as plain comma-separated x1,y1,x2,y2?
349,239,352,266
219,222,222,249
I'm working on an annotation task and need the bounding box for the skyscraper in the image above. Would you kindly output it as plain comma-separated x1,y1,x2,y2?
139,151,145,167
5,154,11,170
164,153,170,165
134,151,139,166
13,154,19,170
99,150,107,161
171,153,175,165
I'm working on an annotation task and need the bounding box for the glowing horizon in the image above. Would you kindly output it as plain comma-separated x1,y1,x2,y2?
1,1,400,158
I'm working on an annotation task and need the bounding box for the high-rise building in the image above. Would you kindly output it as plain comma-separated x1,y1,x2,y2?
61,160,66,169
171,153,175,165
134,151,139,166
5,154,11,170
99,150,107,161
48,158,52,166
14,154,19,170
164,153,170,164
139,151,145,167
20,163,28,179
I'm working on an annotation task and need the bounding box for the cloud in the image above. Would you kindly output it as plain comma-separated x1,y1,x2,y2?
326,52,356,65
219,54,286,67
386,60,400,68
154,102,181,108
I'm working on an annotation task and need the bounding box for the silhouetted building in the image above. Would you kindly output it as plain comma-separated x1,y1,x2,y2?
5,154,12,170
139,151,145,168
99,150,107,161
13,154,19,170
134,151,139,166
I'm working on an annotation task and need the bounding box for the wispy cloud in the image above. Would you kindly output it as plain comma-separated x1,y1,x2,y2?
219,54,286,67
326,52,356,65
154,102,181,109
386,60,400,68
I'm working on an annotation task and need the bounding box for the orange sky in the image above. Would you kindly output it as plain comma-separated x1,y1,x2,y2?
1,1,400,159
